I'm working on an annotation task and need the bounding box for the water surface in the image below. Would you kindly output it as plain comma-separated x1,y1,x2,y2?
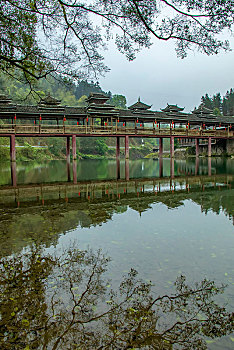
0,158,233,348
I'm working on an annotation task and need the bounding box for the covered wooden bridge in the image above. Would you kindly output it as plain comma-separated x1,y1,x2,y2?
0,92,233,161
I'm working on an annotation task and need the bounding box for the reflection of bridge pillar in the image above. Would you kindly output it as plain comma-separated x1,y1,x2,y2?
66,136,70,162
116,136,120,159
208,137,212,157
116,158,120,179
159,138,163,157
195,157,199,175
72,135,77,160
208,157,212,176
73,160,77,184
10,135,16,162
170,136,174,158
125,135,129,159
125,159,129,180
159,157,163,177
195,138,199,157
170,158,175,178
11,161,17,187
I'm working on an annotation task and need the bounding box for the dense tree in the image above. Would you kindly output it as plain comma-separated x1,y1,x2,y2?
75,80,104,99
0,0,233,84
223,88,234,116
200,89,234,116
109,94,127,109
201,93,213,110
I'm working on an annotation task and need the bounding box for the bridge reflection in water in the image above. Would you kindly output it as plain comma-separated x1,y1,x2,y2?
1,160,233,216
0,159,233,258
8,156,227,187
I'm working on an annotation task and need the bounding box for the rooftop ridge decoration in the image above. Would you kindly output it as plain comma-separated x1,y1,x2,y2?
0,92,14,110
86,92,119,117
128,97,152,111
38,93,61,106
161,104,185,113
86,92,109,105
38,92,65,112
0,93,12,105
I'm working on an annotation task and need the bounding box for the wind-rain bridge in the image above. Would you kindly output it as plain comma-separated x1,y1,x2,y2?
0,92,233,162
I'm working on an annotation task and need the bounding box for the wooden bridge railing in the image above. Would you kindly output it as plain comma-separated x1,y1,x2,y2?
0,124,232,138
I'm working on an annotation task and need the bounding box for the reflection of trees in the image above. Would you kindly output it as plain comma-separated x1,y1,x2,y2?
0,182,233,257
0,246,233,350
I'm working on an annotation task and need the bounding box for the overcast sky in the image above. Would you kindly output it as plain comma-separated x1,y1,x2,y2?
99,36,234,113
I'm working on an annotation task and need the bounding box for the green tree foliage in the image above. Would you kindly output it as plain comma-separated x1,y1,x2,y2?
223,89,234,116
201,89,234,116
0,72,112,107
77,95,88,107
79,137,108,156
75,80,104,99
0,1,233,83
0,246,233,349
109,94,127,109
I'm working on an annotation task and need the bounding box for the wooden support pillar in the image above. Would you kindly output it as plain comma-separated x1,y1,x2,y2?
195,138,199,157
67,160,71,182
66,136,70,163
11,161,17,187
72,134,77,160
159,138,163,157
10,135,16,162
170,158,175,178
73,160,77,184
125,135,129,159
208,137,212,157
116,136,120,159
208,157,212,176
125,159,129,181
170,136,175,158
195,157,199,176
159,156,163,178
116,158,120,180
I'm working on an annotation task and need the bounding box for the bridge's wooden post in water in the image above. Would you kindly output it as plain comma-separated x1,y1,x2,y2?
159,157,163,178
170,136,174,158
195,138,199,157
125,159,130,181
195,157,199,176
11,161,17,187
10,134,16,162
208,137,212,157
66,136,70,163
125,135,129,159
116,136,120,159
67,159,71,182
72,135,77,160
159,138,163,157
170,158,175,178
208,157,212,176
116,158,120,179
73,160,77,184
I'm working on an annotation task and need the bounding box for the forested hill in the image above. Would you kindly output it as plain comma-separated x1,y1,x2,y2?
0,73,127,109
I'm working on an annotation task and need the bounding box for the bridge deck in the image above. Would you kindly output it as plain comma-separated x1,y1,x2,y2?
0,124,233,138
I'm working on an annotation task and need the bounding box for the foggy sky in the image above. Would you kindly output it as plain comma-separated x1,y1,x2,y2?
99,37,234,113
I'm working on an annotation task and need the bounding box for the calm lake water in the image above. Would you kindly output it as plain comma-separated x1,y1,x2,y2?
0,157,233,349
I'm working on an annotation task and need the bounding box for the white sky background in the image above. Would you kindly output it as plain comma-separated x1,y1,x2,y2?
99,36,234,112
